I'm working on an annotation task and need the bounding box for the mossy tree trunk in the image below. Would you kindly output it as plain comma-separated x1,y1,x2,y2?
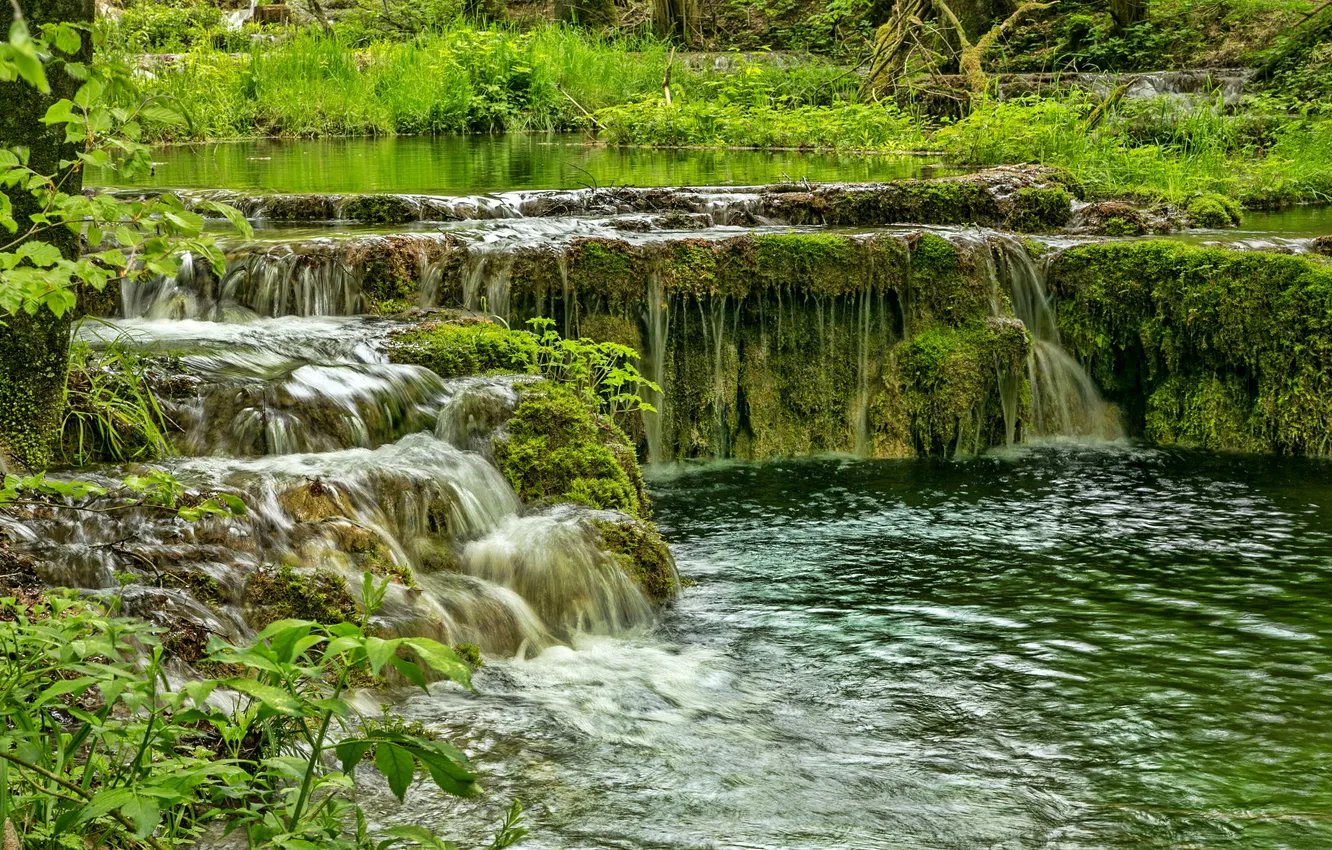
0,0,94,473
861,0,1055,103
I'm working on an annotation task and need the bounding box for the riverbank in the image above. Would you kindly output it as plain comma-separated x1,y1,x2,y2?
113,26,1332,207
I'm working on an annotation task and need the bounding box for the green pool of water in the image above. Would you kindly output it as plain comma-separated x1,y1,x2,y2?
395,444,1332,849
88,134,957,194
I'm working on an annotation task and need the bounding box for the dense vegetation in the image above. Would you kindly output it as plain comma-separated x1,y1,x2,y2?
84,0,1332,205
3,0,1332,844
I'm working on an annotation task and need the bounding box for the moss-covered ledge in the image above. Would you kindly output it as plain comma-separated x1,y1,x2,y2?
181,166,1079,232
1048,241,1332,455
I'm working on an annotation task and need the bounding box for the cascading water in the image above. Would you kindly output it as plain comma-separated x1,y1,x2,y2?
19,313,669,665
989,234,1124,440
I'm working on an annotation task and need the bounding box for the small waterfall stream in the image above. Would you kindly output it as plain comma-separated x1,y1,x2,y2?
991,235,1123,440
13,315,668,663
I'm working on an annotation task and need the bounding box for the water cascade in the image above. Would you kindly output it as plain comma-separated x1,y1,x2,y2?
9,314,672,667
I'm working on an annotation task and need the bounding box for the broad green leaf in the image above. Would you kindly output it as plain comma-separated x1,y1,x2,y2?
374,743,416,802
220,678,302,716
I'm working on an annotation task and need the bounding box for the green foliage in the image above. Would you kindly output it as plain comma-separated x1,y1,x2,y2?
62,327,173,466
493,381,647,518
0,25,252,317
0,576,504,849
112,2,237,53
936,93,1332,206
0,469,246,523
595,100,923,150
527,317,659,420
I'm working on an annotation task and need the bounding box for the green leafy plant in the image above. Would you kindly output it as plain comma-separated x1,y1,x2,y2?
0,573,524,849
525,317,659,421
0,469,246,522
62,323,174,465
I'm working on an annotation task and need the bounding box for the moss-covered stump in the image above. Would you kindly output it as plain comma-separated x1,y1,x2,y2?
592,515,679,602
1048,241,1332,454
493,381,648,518
245,564,360,628
387,318,538,377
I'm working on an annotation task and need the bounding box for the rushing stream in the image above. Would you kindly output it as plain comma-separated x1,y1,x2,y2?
41,139,1332,848
387,448,1332,850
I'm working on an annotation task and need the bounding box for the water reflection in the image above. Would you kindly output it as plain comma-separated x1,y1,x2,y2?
88,134,959,195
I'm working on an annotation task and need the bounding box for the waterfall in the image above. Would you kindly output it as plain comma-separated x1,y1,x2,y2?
20,316,671,661
642,269,671,464
991,235,1123,440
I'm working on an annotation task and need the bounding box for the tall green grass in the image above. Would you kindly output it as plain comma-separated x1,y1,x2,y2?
124,26,856,141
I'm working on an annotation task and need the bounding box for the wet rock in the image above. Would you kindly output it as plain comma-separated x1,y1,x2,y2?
278,479,358,523
1068,201,1181,235
590,513,679,602
1312,235,1332,257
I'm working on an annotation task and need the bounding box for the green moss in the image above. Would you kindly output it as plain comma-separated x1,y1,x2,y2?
891,319,1030,455
387,319,538,378
592,516,679,602
452,643,483,668
262,195,337,221
578,314,642,350
1102,216,1139,236
1185,193,1243,228
909,233,987,325
159,569,225,605
246,565,359,628
1144,375,1266,453
342,194,416,224
753,232,863,296
492,381,646,518
351,237,453,304
1008,187,1072,233
1049,241,1332,454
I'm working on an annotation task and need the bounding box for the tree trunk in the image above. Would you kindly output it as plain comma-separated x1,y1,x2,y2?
1108,0,1146,31
0,0,94,473
555,0,617,28
652,0,700,44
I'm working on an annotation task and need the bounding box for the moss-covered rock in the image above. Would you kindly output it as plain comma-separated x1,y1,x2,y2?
1048,241,1332,454
1009,187,1072,233
493,381,647,518
1185,193,1243,228
1313,235,1332,257
889,318,1030,455
349,235,458,304
592,515,679,602
341,194,416,224
245,564,359,628
387,319,538,378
